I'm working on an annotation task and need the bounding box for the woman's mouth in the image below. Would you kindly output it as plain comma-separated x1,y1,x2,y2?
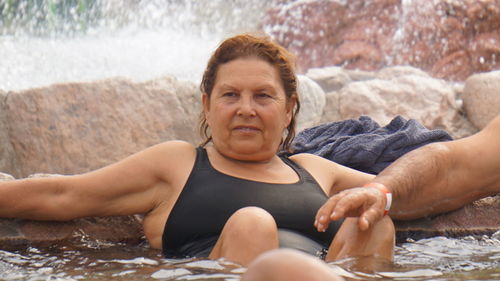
233,126,260,133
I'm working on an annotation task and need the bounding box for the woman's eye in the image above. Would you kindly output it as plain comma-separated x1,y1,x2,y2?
256,93,271,98
222,92,237,97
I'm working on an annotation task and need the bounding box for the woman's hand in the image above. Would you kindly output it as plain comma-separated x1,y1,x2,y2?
314,187,388,231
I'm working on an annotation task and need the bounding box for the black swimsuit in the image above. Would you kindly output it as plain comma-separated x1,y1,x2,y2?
162,147,342,258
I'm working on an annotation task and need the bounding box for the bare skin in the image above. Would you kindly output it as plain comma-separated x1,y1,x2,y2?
242,115,500,281
242,249,345,281
315,114,500,232
196,58,394,264
0,57,394,266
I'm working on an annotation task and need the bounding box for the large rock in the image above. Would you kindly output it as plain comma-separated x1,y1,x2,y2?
264,0,500,81
462,70,500,129
296,75,326,132
0,90,15,176
316,66,478,138
0,76,201,178
305,67,353,94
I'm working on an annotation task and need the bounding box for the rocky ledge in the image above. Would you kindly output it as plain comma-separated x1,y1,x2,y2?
394,195,500,242
0,194,497,249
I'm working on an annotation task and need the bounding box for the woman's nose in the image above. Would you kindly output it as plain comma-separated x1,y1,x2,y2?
236,96,256,117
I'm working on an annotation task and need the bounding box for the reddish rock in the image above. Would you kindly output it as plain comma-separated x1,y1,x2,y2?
264,0,500,81
0,77,201,178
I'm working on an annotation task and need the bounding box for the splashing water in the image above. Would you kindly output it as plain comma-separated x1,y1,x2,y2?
0,29,215,91
0,0,278,91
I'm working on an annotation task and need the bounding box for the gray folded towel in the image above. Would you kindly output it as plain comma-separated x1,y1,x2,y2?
290,116,452,174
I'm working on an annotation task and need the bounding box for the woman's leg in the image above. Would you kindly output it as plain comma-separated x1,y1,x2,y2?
242,248,344,281
209,206,279,266
326,216,395,262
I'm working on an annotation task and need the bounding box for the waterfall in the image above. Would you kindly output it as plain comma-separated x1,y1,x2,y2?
0,0,278,91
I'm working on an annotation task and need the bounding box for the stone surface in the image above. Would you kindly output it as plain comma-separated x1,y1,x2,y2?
319,66,478,138
0,76,201,178
395,195,500,242
375,66,430,80
319,91,342,124
305,67,352,93
0,90,15,177
0,216,144,251
1,68,486,180
296,75,326,132
462,70,500,129
0,172,14,181
264,0,500,81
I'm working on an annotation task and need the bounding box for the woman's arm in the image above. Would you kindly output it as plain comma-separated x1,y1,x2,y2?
0,141,195,221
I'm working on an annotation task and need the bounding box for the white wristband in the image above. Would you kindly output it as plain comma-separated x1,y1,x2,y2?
364,182,392,216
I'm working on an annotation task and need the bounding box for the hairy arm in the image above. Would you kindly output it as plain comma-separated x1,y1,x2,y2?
379,115,500,219
316,115,500,230
0,141,194,221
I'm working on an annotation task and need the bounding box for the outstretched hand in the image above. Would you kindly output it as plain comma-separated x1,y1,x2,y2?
314,187,388,231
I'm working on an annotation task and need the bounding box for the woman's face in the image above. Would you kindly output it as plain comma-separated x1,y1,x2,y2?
203,57,295,161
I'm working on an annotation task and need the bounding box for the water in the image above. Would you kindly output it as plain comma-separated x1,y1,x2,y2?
1,233,499,280
0,0,278,91
0,28,218,91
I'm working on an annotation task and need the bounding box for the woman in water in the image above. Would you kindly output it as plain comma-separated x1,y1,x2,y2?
0,34,394,266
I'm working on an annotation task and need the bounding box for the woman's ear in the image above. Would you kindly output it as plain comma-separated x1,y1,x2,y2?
202,93,210,118
285,95,297,126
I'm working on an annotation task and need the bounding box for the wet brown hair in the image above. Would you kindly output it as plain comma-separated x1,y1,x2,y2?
199,33,300,152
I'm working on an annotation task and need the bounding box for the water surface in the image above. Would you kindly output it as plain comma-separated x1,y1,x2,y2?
1,232,498,280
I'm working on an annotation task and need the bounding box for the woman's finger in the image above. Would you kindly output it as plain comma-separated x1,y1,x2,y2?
315,194,342,232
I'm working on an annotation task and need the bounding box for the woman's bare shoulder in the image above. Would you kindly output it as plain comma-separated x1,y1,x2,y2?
289,152,374,195
152,140,196,152
289,152,338,168
143,140,195,157
145,140,198,169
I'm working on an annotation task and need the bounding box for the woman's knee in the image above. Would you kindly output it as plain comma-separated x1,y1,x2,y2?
210,207,279,264
339,216,395,239
327,217,395,261
378,216,395,248
224,207,278,239
372,216,395,244
227,207,277,230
